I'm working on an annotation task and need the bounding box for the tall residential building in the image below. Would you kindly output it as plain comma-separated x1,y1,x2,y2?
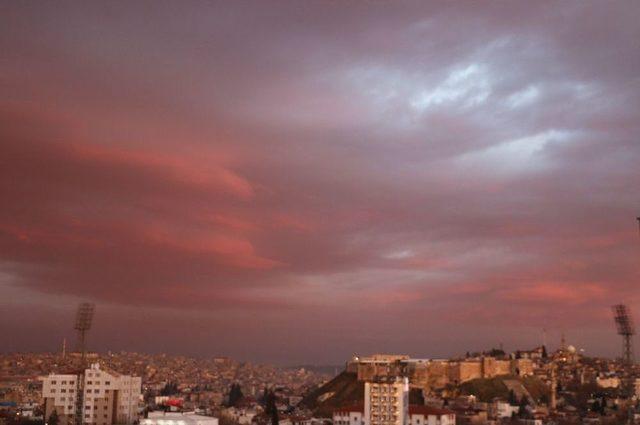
42,363,141,425
364,376,409,425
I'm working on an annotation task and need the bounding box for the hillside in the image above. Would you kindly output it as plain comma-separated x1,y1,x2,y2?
300,371,364,417
458,375,549,403
300,371,425,417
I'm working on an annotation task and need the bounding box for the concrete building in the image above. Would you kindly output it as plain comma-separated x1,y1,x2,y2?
222,406,258,425
596,376,620,389
333,406,364,425
356,355,411,382
42,363,141,425
494,401,518,419
141,412,218,425
349,354,534,392
407,406,455,425
364,377,409,425
334,405,454,425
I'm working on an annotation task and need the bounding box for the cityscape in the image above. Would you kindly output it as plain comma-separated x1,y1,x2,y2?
2,2,640,425
3,326,640,425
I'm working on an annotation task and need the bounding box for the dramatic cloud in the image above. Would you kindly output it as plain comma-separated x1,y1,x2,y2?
1,1,639,363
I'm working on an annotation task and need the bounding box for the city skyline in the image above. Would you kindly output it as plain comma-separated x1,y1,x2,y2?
1,2,640,364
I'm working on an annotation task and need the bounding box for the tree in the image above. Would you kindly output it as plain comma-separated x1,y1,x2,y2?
261,389,278,425
270,406,279,425
518,396,530,418
227,383,244,407
48,410,59,425
508,390,518,405
160,381,179,396
259,387,269,406
265,390,277,415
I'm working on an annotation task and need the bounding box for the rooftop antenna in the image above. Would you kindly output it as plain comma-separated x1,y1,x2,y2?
612,304,634,365
74,302,95,364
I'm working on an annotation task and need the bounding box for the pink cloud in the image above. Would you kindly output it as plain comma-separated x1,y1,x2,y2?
0,1,638,362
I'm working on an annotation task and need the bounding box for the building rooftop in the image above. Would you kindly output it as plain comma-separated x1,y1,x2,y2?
408,405,455,416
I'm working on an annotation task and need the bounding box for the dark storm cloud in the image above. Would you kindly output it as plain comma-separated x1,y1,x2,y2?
0,1,639,363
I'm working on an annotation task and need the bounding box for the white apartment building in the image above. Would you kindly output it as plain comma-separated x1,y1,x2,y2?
407,406,455,425
335,405,454,425
141,412,218,425
333,406,364,425
42,363,141,425
494,401,518,419
364,377,409,425
222,406,258,425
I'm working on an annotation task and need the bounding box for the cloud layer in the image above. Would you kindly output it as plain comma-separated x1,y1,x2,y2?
1,1,639,363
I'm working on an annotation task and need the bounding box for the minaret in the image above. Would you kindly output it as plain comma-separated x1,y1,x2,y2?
62,338,66,359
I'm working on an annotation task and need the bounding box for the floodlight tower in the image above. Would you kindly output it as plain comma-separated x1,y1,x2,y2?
612,304,634,365
74,302,95,363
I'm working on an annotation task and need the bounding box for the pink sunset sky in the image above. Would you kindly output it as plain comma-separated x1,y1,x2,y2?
1,1,639,364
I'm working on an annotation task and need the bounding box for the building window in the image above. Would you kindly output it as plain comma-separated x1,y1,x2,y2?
51,381,57,384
